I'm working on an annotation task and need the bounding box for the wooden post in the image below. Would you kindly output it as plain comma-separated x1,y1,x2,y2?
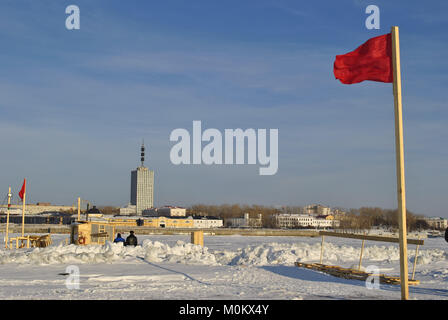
198,231,204,246
5,187,12,249
412,238,421,281
320,235,325,264
358,239,365,271
21,185,26,237
391,26,409,300
191,230,204,246
78,197,81,221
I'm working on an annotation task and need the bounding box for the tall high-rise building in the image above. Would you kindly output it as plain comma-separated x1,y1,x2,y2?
130,142,154,215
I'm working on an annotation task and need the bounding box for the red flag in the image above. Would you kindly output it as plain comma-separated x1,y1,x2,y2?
334,33,393,84
18,179,26,200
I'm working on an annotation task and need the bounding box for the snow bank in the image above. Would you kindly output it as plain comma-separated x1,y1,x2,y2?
215,242,447,266
412,248,447,265
0,240,217,266
0,240,445,267
141,240,217,265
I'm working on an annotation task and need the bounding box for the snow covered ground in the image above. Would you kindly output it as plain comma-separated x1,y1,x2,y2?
0,233,447,300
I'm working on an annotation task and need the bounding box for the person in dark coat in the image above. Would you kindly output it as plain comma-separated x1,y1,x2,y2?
125,231,138,246
445,227,448,243
114,233,125,244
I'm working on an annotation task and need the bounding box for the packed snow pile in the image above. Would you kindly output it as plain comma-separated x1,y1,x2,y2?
0,240,445,267
215,242,447,266
0,240,217,266
412,247,447,265
141,240,217,265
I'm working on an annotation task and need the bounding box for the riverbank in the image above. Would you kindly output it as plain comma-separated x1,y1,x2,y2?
0,224,320,237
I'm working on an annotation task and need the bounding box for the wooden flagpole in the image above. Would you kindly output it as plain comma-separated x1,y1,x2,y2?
391,26,409,300
21,181,26,237
78,197,81,221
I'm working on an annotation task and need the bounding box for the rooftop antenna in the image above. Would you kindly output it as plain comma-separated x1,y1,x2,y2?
140,139,145,167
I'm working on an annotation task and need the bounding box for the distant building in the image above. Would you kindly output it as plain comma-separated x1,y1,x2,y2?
332,209,347,217
0,211,75,225
192,216,223,228
225,213,263,228
424,217,448,230
143,206,187,217
0,207,22,215
0,204,76,215
274,214,339,229
303,204,331,216
130,142,154,215
107,215,223,229
119,204,137,216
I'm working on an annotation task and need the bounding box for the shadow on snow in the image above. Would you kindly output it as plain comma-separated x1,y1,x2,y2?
261,265,448,299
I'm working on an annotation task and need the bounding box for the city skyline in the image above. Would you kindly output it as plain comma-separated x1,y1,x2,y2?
0,1,447,217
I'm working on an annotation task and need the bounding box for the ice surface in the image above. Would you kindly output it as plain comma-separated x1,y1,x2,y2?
0,233,447,300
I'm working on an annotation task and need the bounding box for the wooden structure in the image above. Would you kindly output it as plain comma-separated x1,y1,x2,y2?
295,262,420,286
191,230,204,246
7,234,52,248
4,186,53,249
295,231,424,286
30,234,53,247
70,221,115,245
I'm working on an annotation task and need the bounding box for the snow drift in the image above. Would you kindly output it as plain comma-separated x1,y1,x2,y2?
216,242,447,266
0,240,217,266
0,240,445,267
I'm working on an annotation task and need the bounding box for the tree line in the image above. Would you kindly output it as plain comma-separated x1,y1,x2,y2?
187,204,433,230
339,207,431,231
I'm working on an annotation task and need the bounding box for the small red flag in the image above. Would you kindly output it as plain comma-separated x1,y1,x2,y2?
334,33,393,84
18,179,26,200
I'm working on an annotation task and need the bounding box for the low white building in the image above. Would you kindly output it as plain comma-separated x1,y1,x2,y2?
119,204,137,215
225,213,262,228
0,203,76,215
192,217,223,228
0,207,22,215
303,204,331,216
275,214,339,229
143,206,187,217
158,206,187,217
425,217,448,230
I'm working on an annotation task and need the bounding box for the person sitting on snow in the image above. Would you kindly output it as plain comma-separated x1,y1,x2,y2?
114,233,125,244
125,231,138,246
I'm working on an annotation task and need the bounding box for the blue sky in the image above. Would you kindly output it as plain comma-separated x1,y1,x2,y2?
0,0,447,217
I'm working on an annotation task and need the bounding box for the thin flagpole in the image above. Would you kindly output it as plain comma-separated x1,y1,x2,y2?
5,187,11,248
78,197,81,221
391,26,409,300
21,181,26,237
